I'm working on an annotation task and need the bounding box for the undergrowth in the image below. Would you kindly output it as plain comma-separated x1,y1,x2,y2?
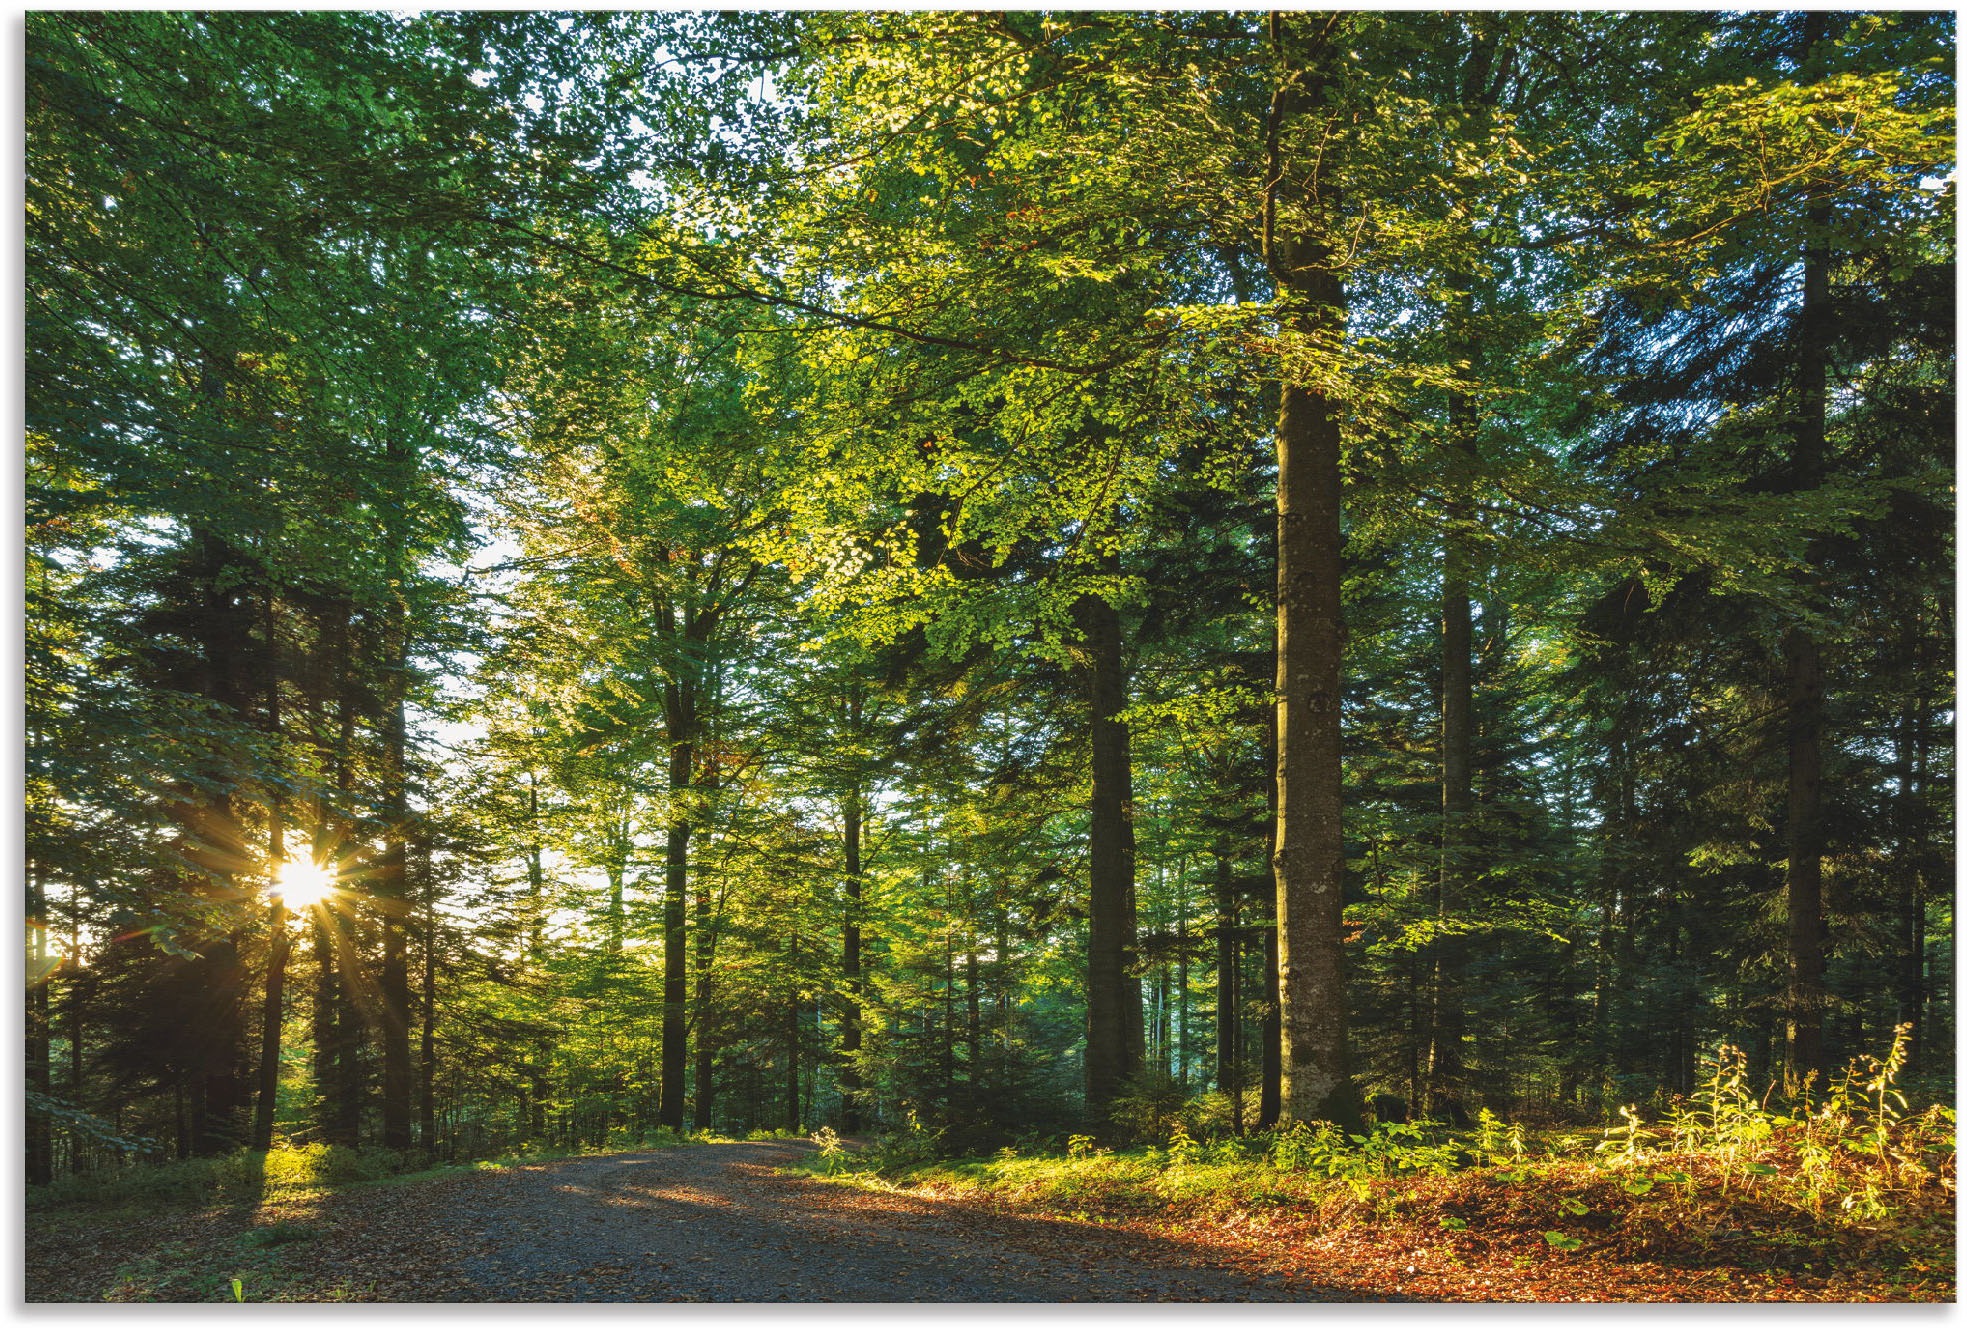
29,1128,706,1213
800,1028,1953,1290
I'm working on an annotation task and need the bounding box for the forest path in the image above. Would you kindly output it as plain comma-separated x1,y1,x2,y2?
434,1141,1349,1302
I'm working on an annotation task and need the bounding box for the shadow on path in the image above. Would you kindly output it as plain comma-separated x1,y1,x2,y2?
426,1142,1367,1303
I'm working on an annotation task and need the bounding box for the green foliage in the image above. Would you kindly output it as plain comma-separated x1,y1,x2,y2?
22,14,1955,1273
26,1091,159,1159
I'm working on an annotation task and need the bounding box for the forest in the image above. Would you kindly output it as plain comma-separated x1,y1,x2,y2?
23,9,1957,1303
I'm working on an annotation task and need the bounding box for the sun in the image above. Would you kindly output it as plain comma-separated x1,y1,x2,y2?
273,858,339,909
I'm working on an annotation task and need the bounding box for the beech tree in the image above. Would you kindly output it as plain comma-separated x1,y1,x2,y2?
26,9,1952,1173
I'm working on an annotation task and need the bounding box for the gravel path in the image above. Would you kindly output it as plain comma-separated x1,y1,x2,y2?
439,1142,1347,1302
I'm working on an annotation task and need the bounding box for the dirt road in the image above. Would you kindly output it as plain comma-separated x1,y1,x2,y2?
29,1142,1367,1302
437,1142,1346,1301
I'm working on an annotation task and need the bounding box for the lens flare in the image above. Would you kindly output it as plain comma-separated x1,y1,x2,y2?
273,858,339,909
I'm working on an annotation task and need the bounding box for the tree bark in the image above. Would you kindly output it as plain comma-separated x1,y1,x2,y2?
1433,12,1493,1101
252,590,286,1153
1783,10,1832,1090
184,529,254,1156
840,715,865,1132
378,501,414,1152
1212,849,1240,1114
1782,625,1826,1086
419,843,438,1153
785,934,802,1133
1077,551,1144,1120
1263,9,1361,1131
659,655,695,1132
27,860,52,1184
1432,348,1477,1125
1895,668,1931,1071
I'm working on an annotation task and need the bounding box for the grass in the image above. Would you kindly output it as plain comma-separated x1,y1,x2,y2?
795,1031,1954,1299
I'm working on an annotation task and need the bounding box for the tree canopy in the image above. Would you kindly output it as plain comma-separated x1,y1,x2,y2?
25,9,1952,1181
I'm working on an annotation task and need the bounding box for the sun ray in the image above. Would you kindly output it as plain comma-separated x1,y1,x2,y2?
272,858,340,910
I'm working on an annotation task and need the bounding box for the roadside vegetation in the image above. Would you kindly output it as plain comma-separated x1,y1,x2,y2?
800,1033,1954,1301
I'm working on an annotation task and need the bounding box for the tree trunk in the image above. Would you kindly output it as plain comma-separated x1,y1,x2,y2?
659,667,695,1132
312,917,340,1142
1263,9,1361,1131
1783,625,1826,1086
1175,875,1189,1089
27,860,52,1185
377,449,414,1150
1783,11,1832,1090
252,904,290,1152
1432,25,1499,1121
331,913,367,1145
785,935,801,1134
177,529,254,1156
692,715,723,1133
1895,675,1931,1071
966,946,982,1108
419,844,438,1153
1259,923,1282,1129
1432,487,1474,1123
1213,848,1242,1132
252,593,286,1153
840,728,865,1132
67,907,84,1097
691,907,716,1132
1078,550,1143,1120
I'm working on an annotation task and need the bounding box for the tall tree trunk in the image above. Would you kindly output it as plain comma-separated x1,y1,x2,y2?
1782,625,1826,1087
27,860,52,1184
1078,550,1143,1120
196,926,249,1155
312,918,340,1141
1212,848,1242,1132
524,777,546,966
785,935,801,1133
311,597,351,1143
692,727,723,1133
691,902,716,1132
1895,668,1931,1071
253,899,290,1152
1175,874,1189,1089
1783,11,1832,1091
1263,9,1361,1131
419,843,438,1153
1434,21,1493,1100
169,524,256,1156
840,711,865,1132
966,946,982,1108
659,661,695,1132
67,906,84,1096
252,591,287,1152
1259,924,1282,1129
378,522,413,1151
332,916,364,1145
1432,391,1476,1125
